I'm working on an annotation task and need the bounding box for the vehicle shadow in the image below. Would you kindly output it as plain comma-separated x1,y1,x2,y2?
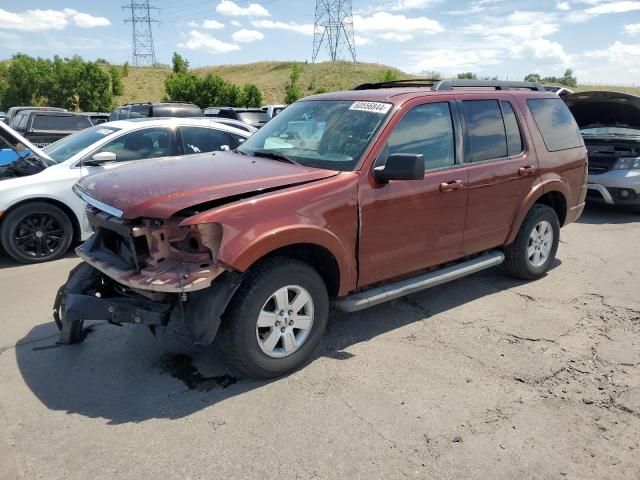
0,249,78,269
14,265,552,425
577,203,639,225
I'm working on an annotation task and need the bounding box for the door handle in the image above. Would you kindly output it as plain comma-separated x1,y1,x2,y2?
439,180,464,192
518,165,536,176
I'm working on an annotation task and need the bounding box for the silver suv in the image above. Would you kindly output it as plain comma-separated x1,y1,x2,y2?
565,91,640,211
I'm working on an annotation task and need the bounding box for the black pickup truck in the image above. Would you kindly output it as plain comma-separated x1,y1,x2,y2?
10,110,93,148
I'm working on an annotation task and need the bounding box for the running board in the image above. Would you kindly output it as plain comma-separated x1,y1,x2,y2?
333,250,505,312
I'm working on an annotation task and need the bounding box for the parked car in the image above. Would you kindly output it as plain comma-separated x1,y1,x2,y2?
0,118,254,264
204,107,271,129
262,104,287,118
10,110,93,148
109,102,203,121
55,80,587,378
544,86,574,98
564,90,640,211
84,112,110,125
4,106,67,126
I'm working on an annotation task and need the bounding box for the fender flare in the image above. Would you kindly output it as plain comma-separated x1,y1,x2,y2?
505,179,570,245
218,225,356,296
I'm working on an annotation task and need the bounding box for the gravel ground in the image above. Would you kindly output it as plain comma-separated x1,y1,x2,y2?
0,204,638,480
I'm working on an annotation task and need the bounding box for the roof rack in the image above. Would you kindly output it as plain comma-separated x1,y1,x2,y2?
433,80,545,92
353,79,545,92
353,79,439,90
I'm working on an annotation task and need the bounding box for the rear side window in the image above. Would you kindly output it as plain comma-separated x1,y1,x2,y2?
462,100,507,162
109,108,121,121
527,98,584,151
388,102,455,171
130,105,151,119
32,115,91,131
180,127,236,154
500,101,523,156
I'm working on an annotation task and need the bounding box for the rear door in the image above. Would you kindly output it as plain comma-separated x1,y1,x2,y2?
358,99,469,287
459,97,539,254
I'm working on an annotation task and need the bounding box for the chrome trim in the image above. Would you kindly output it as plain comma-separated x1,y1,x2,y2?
586,184,615,204
73,184,124,218
332,251,505,312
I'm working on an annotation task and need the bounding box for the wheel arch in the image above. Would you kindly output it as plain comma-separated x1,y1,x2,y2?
506,181,569,245
219,226,356,297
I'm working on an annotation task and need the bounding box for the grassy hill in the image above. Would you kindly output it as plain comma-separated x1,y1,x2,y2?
116,60,640,106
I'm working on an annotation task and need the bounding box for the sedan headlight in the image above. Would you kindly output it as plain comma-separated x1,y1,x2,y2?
613,157,640,170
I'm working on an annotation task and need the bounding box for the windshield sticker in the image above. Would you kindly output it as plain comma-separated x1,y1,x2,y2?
349,101,392,114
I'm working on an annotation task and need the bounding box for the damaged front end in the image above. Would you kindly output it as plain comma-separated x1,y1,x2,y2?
54,205,242,346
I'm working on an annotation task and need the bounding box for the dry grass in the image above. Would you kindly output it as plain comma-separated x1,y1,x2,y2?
113,62,640,105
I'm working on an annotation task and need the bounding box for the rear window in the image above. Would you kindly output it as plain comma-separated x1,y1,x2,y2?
237,111,270,124
130,105,151,118
152,104,203,118
527,98,584,151
32,115,92,132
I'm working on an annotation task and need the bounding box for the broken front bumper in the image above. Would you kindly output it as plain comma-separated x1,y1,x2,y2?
54,263,242,346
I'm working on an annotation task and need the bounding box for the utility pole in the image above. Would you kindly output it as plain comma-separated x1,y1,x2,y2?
312,0,356,63
123,1,159,66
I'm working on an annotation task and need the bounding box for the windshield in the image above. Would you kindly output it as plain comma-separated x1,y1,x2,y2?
237,100,392,171
44,125,120,163
581,126,640,136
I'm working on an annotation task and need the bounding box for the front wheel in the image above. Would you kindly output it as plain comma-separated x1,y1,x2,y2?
504,204,560,280
0,202,74,264
220,257,329,378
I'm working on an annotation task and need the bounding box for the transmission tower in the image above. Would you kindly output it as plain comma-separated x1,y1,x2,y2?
312,0,356,63
123,1,159,66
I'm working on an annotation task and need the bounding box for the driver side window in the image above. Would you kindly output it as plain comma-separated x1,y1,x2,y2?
96,128,174,162
387,102,455,171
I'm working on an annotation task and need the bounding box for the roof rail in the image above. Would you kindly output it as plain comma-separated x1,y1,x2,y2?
353,79,440,90
433,80,545,91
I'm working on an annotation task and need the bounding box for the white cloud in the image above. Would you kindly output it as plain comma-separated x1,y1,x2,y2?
386,0,441,10
354,35,373,46
625,22,640,34
231,20,242,27
585,1,640,14
581,41,640,81
187,19,225,29
251,19,314,35
406,47,502,74
231,28,264,42
0,8,109,31
510,37,571,64
353,12,443,42
216,1,270,17
557,1,571,10
178,30,240,53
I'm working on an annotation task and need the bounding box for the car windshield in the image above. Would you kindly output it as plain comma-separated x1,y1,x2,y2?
581,126,640,136
237,100,392,171
44,125,120,163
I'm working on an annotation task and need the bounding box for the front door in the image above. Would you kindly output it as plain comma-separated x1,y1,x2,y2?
358,101,469,287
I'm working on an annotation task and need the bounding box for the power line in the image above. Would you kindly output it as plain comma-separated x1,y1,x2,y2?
313,0,356,63
123,1,159,66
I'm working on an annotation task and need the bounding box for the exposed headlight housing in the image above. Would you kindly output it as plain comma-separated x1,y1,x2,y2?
613,157,640,170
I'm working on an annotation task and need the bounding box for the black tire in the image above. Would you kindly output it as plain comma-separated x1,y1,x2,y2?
504,204,560,280
0,202,74,264
220,257,329,378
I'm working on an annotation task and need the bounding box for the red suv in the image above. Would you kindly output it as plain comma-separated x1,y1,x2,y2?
56,80,587,378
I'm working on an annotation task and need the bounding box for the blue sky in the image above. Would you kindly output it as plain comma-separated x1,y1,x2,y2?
0,1,639,84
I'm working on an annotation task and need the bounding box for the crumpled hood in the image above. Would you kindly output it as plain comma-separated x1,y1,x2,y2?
76,151,339,219
564,91,640,130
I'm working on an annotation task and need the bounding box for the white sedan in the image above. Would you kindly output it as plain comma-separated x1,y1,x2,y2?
0,117,254,264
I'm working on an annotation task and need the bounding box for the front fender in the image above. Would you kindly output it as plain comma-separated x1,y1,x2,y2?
505,179,570,245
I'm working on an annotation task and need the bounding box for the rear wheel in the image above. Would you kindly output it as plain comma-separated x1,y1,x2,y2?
220,257,329,378
0,202,74,264
504,204,560,280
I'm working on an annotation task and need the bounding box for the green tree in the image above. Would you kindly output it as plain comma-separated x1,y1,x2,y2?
524,73,541,82
284,64,303,104
240,84,263,107
199,73,226,107
379,69,399,82
172,52,189,74
220,83,242,107
420,70,443,80
77,62,113,111
314,86,329,94
457,72,478,80
110,66,124,96
164,71,200,104
559,68,577,88
122,61,130,77
2,54,43,107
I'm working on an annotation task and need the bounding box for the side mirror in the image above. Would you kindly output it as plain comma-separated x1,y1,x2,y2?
373,153,424,182
84,151,117,166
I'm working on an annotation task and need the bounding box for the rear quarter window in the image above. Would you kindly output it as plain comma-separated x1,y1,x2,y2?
527,98,584,152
